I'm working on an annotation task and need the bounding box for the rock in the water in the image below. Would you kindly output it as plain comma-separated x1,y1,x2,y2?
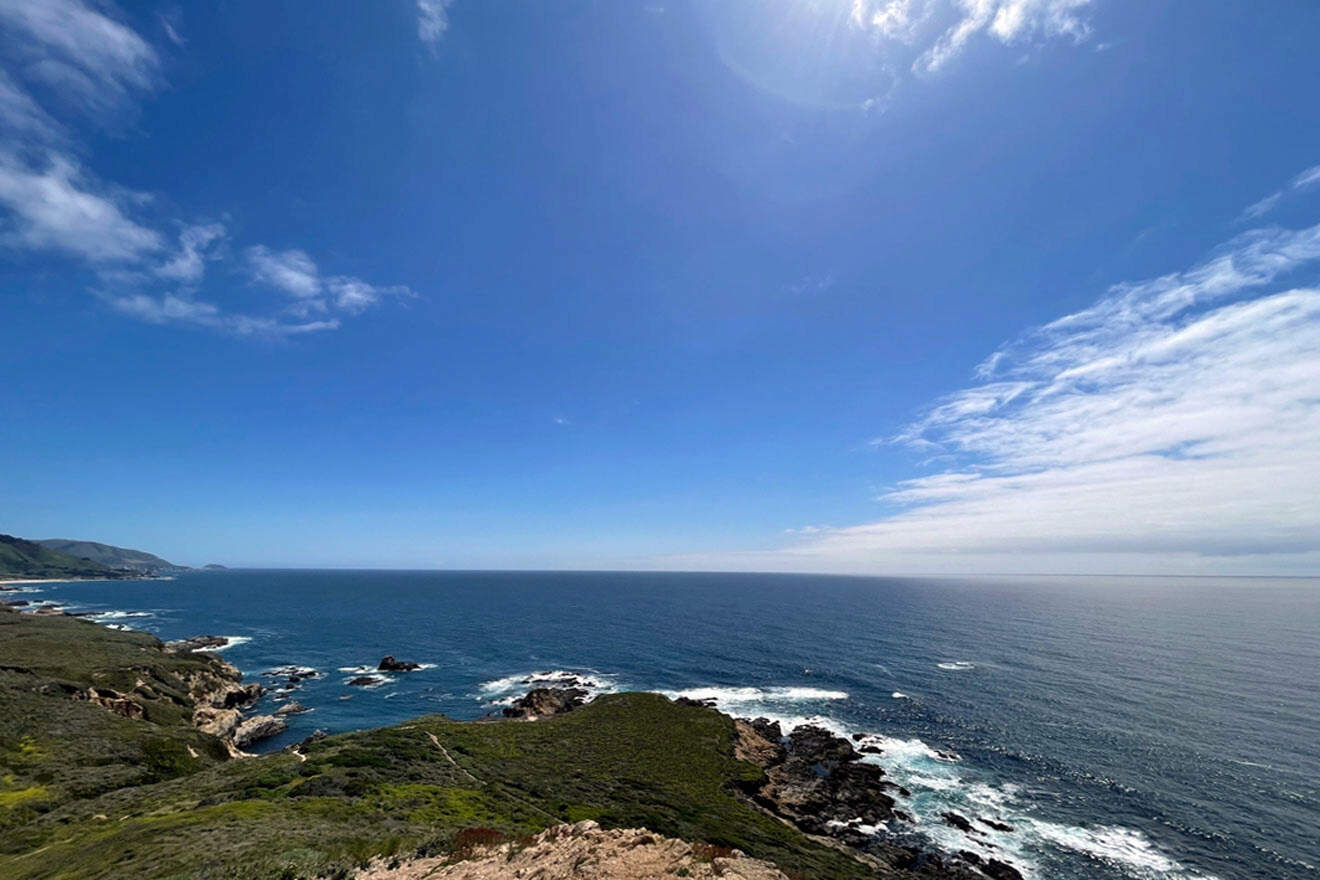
233,714,287,747
349,675,383,687
503,687,587,719
377,655,421,672
941,811,975,833
980,816,1014,832
166,634,230,652
275,700,310,716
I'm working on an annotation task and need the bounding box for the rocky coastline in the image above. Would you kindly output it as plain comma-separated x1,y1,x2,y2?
488,686,1023,880
5,599,1022,880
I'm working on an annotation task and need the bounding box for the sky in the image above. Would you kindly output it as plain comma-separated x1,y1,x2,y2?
1,0,1318,575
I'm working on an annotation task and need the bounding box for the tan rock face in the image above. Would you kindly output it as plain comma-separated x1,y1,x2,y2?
733,720,782,767
354,822,792,880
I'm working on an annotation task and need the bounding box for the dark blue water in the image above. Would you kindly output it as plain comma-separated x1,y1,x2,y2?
26,571,1320,880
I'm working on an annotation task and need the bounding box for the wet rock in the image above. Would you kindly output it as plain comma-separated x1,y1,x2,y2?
983,858,1025,880
958,850,982,865
859,744,884,755
941,811,975,833
274,700,310,716
980,816,1014,832
349,676,382,687
503,687,587,719
377,655,421,672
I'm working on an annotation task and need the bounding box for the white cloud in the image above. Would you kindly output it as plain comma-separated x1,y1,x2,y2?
156,222,226,283
689,213,1320,575
0,0,158,120
849,0,1095,73
0,152,161,261
325,275,414,314
0,0,416,338
417,0,456,46
247,245,321,298
1238,161,1320,221
247,248,416,318
105,291,340,337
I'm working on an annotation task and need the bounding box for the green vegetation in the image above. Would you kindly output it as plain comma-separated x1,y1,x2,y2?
0,607,881,880
32,540,187,575
0,535,124,580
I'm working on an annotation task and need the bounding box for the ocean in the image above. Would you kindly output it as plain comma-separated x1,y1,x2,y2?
23,570,1320,880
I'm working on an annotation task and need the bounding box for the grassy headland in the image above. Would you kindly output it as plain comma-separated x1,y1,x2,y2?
0,606,892,880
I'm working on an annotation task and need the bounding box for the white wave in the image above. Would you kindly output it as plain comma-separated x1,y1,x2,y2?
87,610,153,620
338,665,374,674
476,669,619,702
195,636,252,652
937,661,976,671
1026,820,1219,879
264,665,318,678
892,691,909,699
662,686,849,707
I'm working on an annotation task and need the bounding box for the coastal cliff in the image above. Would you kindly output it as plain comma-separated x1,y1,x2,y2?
0,608,998,880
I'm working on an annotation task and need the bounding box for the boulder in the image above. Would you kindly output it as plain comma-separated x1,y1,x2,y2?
377,655,421,672
349,676,382,687
275,700,310,716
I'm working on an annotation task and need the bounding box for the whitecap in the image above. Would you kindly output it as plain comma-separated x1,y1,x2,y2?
1025,819,1220,879
475,669,619,703
891,691,908,699
195,636,252,652
937,661,976,671
662,686,849,707
87,610,153,620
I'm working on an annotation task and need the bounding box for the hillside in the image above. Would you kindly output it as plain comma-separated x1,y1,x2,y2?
0,534,121,580
34,539,187,574
0,607,952,880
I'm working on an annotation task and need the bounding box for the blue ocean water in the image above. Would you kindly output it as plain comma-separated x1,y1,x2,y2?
26,571,1320,880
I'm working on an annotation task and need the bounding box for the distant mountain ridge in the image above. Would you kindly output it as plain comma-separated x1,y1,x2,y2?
0,535,120,579
35,539,188,574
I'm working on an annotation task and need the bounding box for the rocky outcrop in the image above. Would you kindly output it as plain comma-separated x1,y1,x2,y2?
78,686,145,719
502,687,587,720
166,635,230,652
377,655,421,672
746,723,897,835
353,821,793,880
233,714,287,748
275,700,310,716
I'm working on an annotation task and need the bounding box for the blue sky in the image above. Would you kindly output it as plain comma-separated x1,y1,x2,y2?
2,0,1319,574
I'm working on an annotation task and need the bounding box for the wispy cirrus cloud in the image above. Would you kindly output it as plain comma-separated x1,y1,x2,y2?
850,0,1096,74
0,0,413,338
416,0,457,47
1240,163,1320,221
679,193,1320,575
